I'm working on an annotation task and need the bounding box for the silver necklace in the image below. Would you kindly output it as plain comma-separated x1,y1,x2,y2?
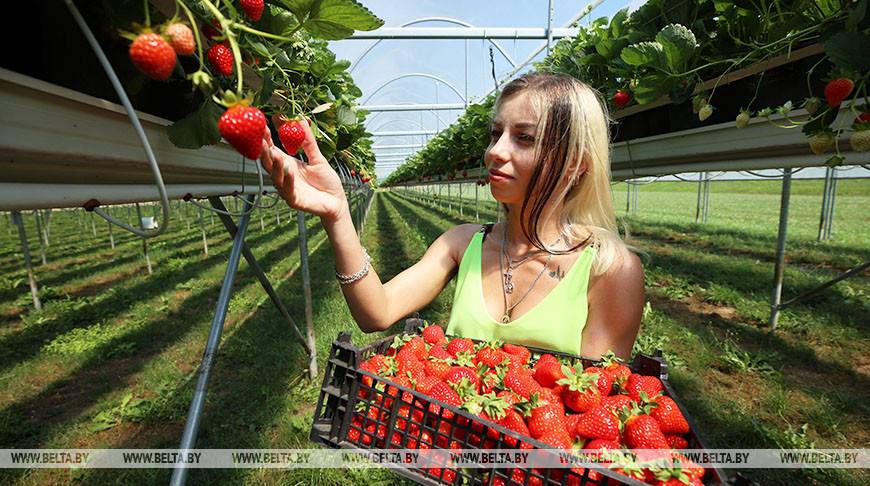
497,224,562,323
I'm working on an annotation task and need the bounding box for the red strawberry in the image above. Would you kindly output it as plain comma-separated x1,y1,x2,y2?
446,337,474,357
650,396,690,435
557,366,602,413
625,373,663,402
443,366,480,392
401,335,429,360
164,23,195,56
666,435,689,449
503,368,537,398
574,406,620,441
240,0,265,21
218,104,266,159
474,345,508,368
824,78,854,107
613,90,631,108
527,400,566,439
501,343,531,365
584,366,614,396
277,119,305,155
651,465,701,486
623,413,669,449
424,359,452,380
534,353,558,370
427,381,461,419
564,413,582,439
427,344,450,360
208,44,234,76
538,430,573,449
534,359,565,388
598,351,632,385
129,33,176,81
346,415,363,443
601,394,634,413
422,324,446,345
673,453,705,480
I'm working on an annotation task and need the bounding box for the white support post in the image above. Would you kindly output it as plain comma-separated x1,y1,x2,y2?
33,210,46,265
12,211,41,310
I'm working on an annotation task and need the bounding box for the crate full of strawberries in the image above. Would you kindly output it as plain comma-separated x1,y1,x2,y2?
311,318,730,486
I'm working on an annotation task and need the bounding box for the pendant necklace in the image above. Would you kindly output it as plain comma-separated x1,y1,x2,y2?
498,223,563,323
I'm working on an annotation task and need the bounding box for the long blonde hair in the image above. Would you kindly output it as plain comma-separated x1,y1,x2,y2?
496,72,627,276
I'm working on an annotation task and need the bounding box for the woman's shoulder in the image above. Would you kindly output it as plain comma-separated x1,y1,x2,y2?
589,242,644,294
438,223,489,266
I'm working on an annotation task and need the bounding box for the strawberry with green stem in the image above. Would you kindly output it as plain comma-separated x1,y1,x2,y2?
557,366,602,413
217,91,266,159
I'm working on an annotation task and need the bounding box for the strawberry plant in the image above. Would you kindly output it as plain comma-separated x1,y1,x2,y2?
116,0,383,181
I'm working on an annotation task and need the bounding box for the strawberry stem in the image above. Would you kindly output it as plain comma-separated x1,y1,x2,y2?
142,0,151,27
199,0,244,93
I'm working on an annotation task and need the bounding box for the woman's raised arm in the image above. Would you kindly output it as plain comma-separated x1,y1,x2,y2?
258,121,465,332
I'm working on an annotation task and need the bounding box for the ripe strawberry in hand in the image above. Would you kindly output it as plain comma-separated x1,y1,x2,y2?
164,23,195,56
218,102,266,159
129,33,176,80
240,0,265,22
208,44,234,76
278,118,305,155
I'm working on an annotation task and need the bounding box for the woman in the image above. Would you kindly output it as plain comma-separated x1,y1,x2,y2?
258,73,644,360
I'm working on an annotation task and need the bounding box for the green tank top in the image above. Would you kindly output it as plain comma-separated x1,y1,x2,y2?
445,224,596,355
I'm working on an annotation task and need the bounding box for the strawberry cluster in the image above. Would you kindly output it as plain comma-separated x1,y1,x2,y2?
346,326,707,486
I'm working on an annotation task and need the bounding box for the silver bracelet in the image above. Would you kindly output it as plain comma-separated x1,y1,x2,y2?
335,247,372,285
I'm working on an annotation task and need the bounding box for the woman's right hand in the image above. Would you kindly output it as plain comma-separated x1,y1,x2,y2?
258,118,349,222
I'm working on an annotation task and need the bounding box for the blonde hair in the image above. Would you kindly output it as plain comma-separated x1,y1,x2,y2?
495,72,628,276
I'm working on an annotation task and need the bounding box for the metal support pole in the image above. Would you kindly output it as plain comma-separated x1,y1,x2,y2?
90,211,97,237
626,182,631,213
633,182,638,213
108,211,115,249
769,168,792,330
208,197,312,356
43,209,52,245
703,174,710,223
170,196,253,486
458,183,463,216
198,206,208,256
296,210,318,381
135,203,152,275
826,174,837,239
12,211,41,311
33,210,46,265
546,0,554,55
448,183,452,212
694,173,704,224
818,167,833,241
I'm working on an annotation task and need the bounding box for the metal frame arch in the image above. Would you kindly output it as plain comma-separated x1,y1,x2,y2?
362,72,466,105
366,106,450,128
349,16,518,74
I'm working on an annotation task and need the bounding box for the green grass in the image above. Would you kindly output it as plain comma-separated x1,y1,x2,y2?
0,178,867,485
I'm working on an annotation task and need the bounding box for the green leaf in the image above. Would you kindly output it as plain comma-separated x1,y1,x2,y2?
595,38,629,60
620,41,666,68
656,24,696,73
270,6,301,35
609,8,628,38
634,74,672,104
825,31,869,73
336,105,357,125
301,0,384,40
167,101,223,150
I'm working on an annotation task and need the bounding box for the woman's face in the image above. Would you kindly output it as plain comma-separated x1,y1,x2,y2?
485,93,539,205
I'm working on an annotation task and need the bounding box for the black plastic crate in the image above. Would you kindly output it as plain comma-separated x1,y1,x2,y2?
311,318,732,486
